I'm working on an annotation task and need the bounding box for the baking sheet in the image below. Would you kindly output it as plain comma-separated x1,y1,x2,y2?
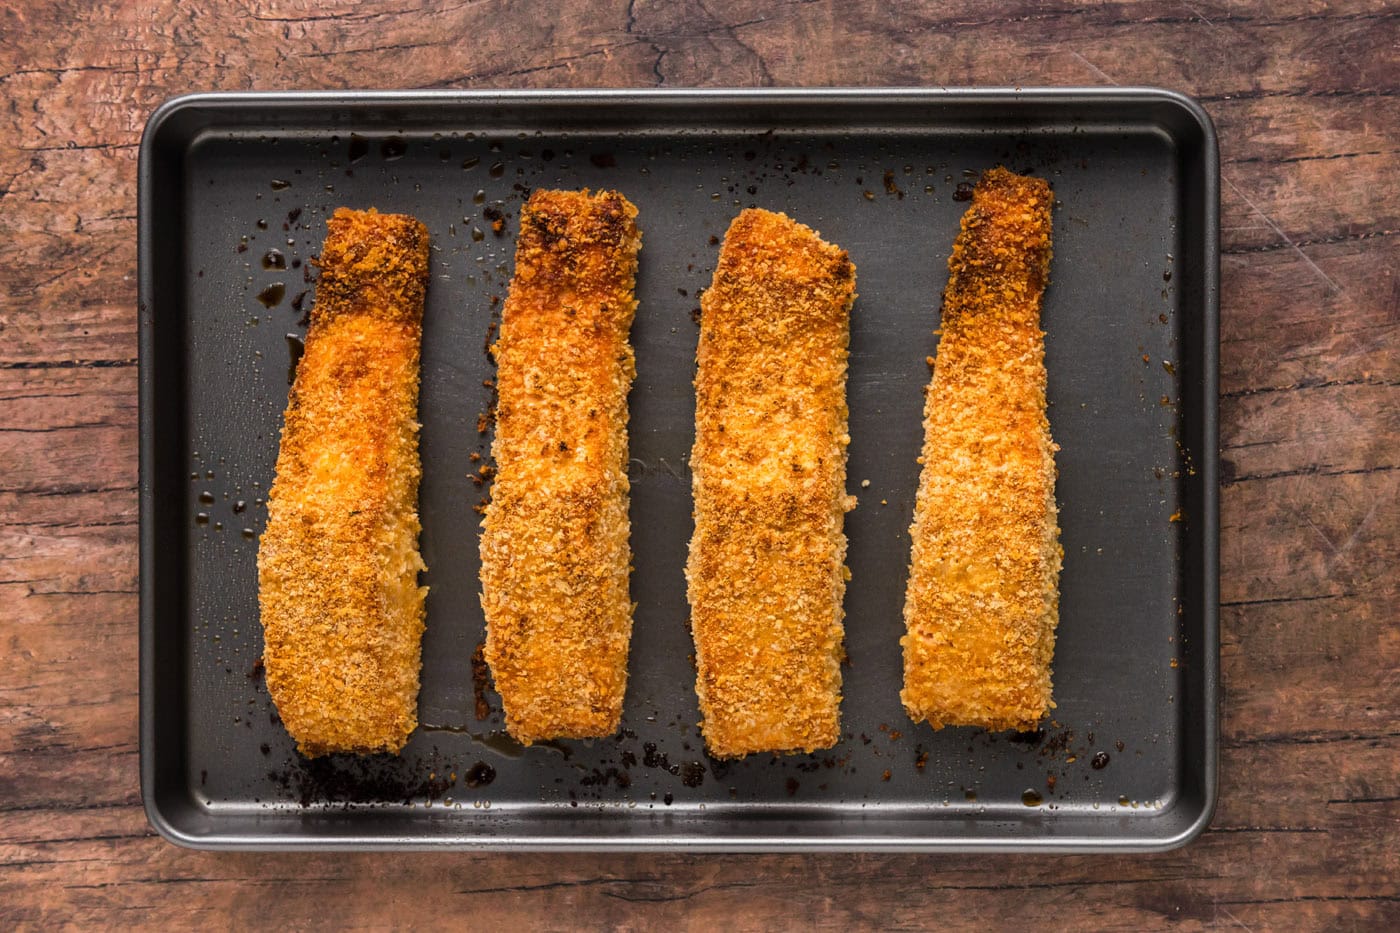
139,88,1218,851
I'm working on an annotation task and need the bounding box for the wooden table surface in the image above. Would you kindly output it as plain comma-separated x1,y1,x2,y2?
3,1,1397,928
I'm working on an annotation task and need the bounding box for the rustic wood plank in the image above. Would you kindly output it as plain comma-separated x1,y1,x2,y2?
1220,236,1398,398
0,371,136,494
1220,591,1400,743
1,0,1397,927
2,814,1397,928
1223,471,1398,601
1223,384,1400,483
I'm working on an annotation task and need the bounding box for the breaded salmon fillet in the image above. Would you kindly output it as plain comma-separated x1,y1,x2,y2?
687,208,857,759
901,166,1062,733
258,207,430,757
480,189,641,744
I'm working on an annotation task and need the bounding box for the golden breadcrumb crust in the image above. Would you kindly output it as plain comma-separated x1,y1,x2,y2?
480,189,641,744
257,207,430,757
901,166,1062,733
686,208,857,759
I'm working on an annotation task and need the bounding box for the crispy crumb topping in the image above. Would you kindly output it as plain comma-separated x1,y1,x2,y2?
687,208,857,758
258,208,430,757
901,167,1063,733
479,189,641,744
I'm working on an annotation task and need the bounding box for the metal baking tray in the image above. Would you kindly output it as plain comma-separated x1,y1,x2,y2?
139,88,1218,851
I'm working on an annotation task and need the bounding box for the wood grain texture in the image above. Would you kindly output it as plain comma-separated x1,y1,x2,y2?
1,0,1396,927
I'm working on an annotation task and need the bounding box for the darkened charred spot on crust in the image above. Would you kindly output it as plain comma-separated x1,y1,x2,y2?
1025,263,1049,298
591,196,630,244
947,168,1053,297
312,209,430,328
522,190,637,256
523,204,569,250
